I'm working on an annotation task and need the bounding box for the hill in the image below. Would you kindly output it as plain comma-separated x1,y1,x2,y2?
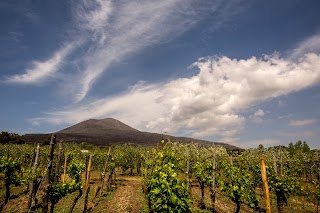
23,118,241,151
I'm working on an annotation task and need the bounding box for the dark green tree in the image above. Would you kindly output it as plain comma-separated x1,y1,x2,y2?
0,131,25,144
302,141,310,153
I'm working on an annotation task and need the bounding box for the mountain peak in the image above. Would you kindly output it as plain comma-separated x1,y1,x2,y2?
58,118,139,135
23,117,242,151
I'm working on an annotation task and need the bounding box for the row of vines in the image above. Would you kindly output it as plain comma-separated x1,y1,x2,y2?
0,136,319,212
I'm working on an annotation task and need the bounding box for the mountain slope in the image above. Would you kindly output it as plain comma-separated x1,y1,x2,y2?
23,118,242,151
59,118,139,135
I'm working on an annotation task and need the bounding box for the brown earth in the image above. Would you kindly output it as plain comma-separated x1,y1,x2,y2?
104,176,148,213
1,173,316,213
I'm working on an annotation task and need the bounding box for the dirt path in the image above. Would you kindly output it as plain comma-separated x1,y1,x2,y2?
105,176,148,213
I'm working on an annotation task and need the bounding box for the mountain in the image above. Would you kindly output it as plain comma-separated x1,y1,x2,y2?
23,118,241,151
59,118,139,134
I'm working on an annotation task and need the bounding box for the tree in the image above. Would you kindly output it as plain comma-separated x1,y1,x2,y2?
294,140,303,151
258,144,264,150
0,131,25,144
288,142,294,155
302,141,310,153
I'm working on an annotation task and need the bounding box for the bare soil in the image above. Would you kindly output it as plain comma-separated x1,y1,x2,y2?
104,176,148,213
0,173,316,213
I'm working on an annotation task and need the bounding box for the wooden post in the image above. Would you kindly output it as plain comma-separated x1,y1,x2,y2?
280,148,283,176
113,170,117,189
27,143,40,210
260,158,271,213
211,145,217,213
100,147,111,196
62,155,68,183
54,140,63,183
26,143,37,192
273,155,278,175
318,152,320,181
42,134,56,213
186,149,190,191
84,155,93,212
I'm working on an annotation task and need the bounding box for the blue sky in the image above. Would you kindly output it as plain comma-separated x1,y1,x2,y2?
1,0,320,149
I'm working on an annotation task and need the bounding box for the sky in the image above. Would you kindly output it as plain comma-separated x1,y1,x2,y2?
1,0,320,149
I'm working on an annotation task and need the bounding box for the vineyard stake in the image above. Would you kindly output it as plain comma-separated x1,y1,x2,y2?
317,152,320,181
84,154,93,212
62,155,67,183
42,134,56,213
260,158,271,213
211,144,217,213
54,140,63,184
27,143,40,210
186,149,190,191
26,144,37,193
280,148,283,176
273,155,278,175
100,147,111,196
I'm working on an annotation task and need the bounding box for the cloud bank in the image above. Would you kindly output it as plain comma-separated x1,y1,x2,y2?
33,53,320,139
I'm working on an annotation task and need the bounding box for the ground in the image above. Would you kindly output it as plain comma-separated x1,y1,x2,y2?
0,172,317,212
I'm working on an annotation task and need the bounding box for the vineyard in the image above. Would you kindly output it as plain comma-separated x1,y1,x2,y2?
0,135,319,213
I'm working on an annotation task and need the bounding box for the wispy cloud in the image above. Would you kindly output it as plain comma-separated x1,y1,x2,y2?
290,34,320,58
288,119,316,127
68,0,245,102
2,0,245,100
33,52,320,140
4,43,76,84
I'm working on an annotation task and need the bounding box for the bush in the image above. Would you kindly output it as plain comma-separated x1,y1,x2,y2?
0,131,25,144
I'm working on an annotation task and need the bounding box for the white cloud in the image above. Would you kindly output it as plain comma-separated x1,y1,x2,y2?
76,0,113,33
288,119,316,127
253,109,265,117
250,109,265,123
2,0,245,100
291,34,320,58
5,43,75,84
68,0,245,102
33,53,320,140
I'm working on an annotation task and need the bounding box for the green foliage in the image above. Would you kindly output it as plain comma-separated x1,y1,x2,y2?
67,159,86,183
268,171,301,196
305,180,320,207
0,140,318,212
218,161,260,211
113,144,143,174
288,140,311,156
49,159,85,204
0,156,23,186
193,160,213,185
0,131,25,144
145,143,191,212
